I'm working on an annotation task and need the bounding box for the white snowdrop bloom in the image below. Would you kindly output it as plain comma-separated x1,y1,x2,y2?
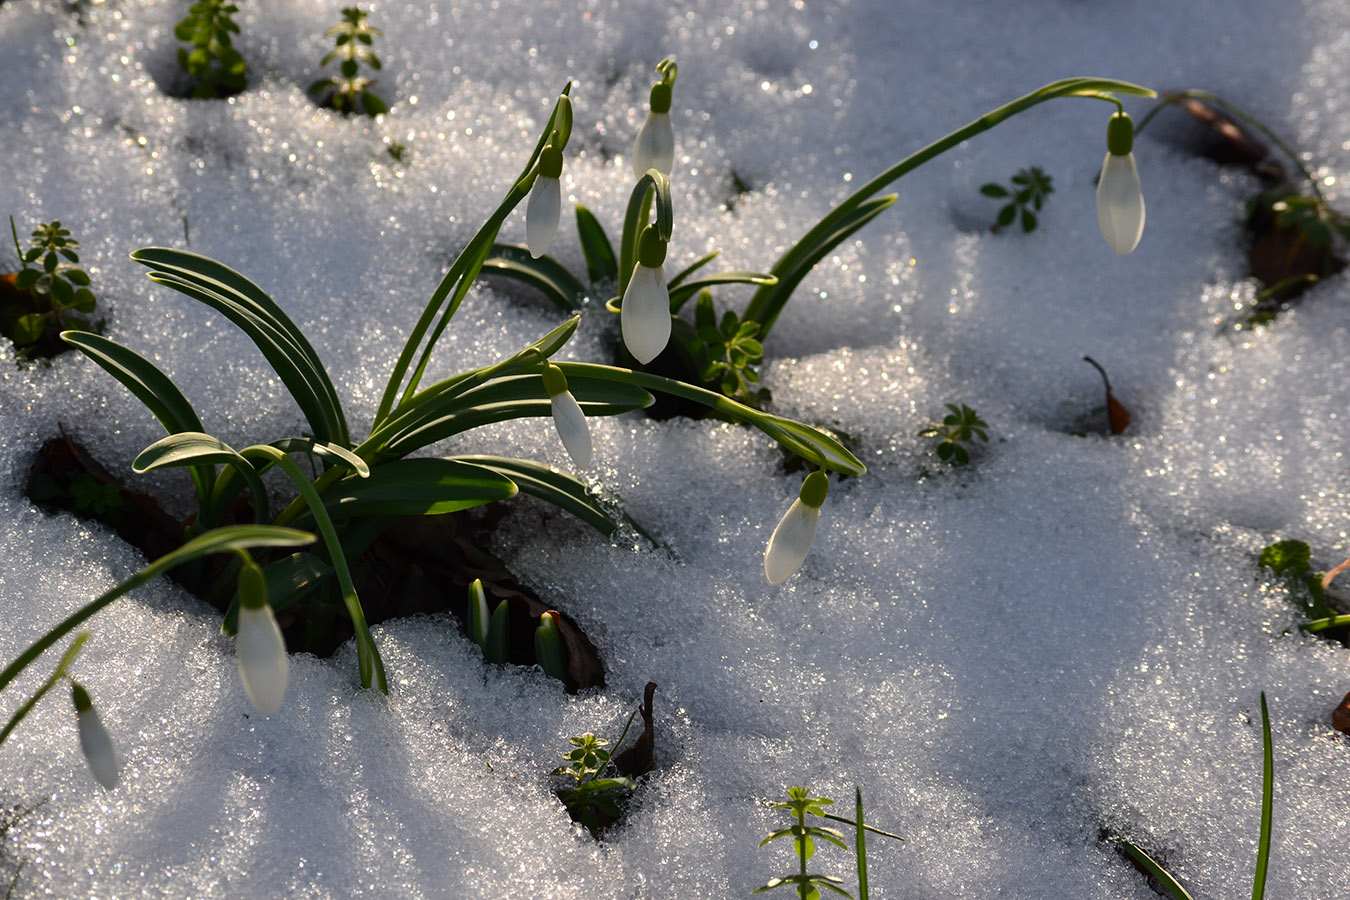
72,684,118,790
764,471,829,585
543,364,592,468
236,561,288,715
526,146,563,258
621,226,671,364
1096,111,1145,256
633,111,674,178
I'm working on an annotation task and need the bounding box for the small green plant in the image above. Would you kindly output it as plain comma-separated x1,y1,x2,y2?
1256,539,1350,638
690,290,769,405
3,217,100,359
918,403,989,465
173,0,246,99
552,730,637,834
980,166,1054,232
309,6,388,116
1113,692,1275,900
755,786,903,900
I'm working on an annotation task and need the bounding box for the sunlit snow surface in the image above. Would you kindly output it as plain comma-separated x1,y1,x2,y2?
3,0,1350,897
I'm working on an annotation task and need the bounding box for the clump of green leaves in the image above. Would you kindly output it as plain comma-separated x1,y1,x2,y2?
310,6,387,116
1257,539,1350,639
980,166,1053,233
173,0,246,99
918,403,989,465
689,290,768,406
3,217,100,359
553,728,636,835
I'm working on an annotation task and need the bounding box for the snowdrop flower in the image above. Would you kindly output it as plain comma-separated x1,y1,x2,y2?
633,63,676,177
1096,111,1145,256
236,560,288,715
621,225,671,364
526,144,563,258
542,363,592,468
71,683,118,790
764,471,829,585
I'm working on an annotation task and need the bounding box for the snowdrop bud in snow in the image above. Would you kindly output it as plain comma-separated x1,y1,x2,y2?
765,471,829,585
526,146,564,258
71,683,118,790
621,226,670,364
1096,111,1145,256
633,78,674,177
236,560,288,715
542,364,592,468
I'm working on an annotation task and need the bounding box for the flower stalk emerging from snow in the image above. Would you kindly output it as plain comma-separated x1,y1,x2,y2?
542,363,592,468
235,558,288,715
1096,111,1145,256
633,59,676,177
765,471,829,584
71,682,118,790
526,143,564,258
621,225,671,364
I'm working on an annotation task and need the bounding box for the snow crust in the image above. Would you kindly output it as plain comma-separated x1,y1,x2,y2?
2,0,1349,897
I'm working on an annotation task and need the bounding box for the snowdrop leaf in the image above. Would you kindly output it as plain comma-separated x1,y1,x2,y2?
482,243,586,311
133,431,269,524
453,455,627,536
575,205,618,285
306,458,518,519
668,270,777,313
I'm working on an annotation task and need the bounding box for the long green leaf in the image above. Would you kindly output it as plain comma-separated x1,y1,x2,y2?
666,250,720,289
60,330,214,505
306,457,518,519
0,526,315,696
1116,840,1196,900
221,552,333,635
453,455,622,536
482,243,586,311
669,269,778,312
0,634,88,748
574,204,618,285
556,363,865,476
1253,692,1273,900
131,248,348,445
134,431,270,524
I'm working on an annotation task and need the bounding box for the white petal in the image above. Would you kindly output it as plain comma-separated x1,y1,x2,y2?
237,604,289,715
526,176,561,259
1096,152,1145,256
633,112,675,177
621,264,671,364
77,708,119,790
764,498,821,585
550,390,593,468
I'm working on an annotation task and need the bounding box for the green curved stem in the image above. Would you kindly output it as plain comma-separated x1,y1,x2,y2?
619,169,674,297
744,77,1154,335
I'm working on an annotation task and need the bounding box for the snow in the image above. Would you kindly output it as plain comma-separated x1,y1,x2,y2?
3,0,1350,897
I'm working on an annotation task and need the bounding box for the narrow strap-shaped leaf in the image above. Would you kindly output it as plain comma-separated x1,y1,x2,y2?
556,363,865,476
453,455,624,536
574,204,618,285
482,243,586,312
1116,840,1196,900
302,457,518,520
0,526,314,696
666,250,720,289
378,373,652,459
272,438,370,478
668,269,778,312
134,431,270,525
221,552,334,635
744,195,895,336
1253,692,1273,900
0,634,88,748
241,445,386,692
140,267,347,446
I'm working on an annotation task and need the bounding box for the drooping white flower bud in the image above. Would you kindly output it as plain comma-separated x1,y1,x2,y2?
764,471,829,585
633,73,675,177
1096,111,1145,256
621,225,671,364
526,145,564,258
236,560,288,716
542,364,592,468
72,683,118,790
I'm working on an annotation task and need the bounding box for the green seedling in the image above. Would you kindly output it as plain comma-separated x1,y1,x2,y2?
62,84,864,693
3,217,101,360
1114,692,1275,900
980,166,1054,232
310,6,387,116
552,704,645,836
1256,539,1350,639
173,0,246,99
484,67,1152,405
918,403,989,465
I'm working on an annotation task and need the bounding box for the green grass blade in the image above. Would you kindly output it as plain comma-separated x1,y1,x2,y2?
855,787,868,900
482,243,586,312
131,248,348,445
0,526,314,696
452,455,622,535
303,457,518,519
134,431,270,525
574,204,618,285
0,634,88,748
1253,692,1273,900
60,330,214,505
668,269,778,312
666,250,720,289
1300,614,1350,633
1116,840,1196,900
